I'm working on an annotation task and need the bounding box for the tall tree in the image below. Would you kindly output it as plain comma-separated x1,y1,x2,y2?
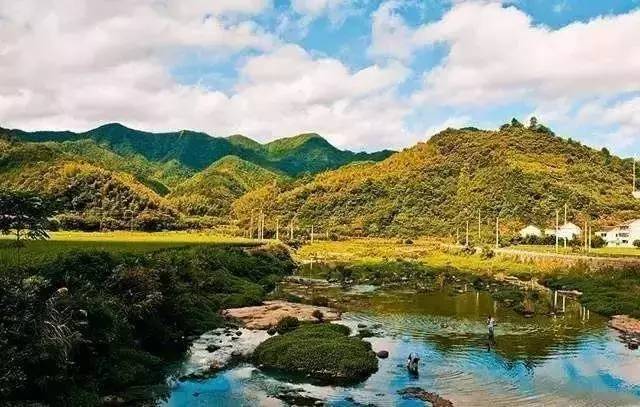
0,189,53,245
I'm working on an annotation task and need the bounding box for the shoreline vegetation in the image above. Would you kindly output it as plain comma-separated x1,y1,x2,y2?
2,231,640,405
0,240,295,405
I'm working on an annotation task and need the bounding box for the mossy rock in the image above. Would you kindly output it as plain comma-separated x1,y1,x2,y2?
253,323,378,383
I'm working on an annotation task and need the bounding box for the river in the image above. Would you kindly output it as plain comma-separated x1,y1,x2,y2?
160,283,640,406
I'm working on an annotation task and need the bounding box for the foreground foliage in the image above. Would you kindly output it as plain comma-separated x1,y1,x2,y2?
253,323,378,383
0,243,295,406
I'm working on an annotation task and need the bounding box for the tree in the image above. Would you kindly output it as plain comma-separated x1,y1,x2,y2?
0,189,53,245
529,116,538,129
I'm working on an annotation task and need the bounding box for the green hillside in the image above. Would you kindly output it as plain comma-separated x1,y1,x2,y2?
0,136,177,229
238,120,640,237
167,155,286,217
5,123,393,176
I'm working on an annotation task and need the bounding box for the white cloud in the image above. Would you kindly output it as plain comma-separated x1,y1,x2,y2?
0,1,413,152
408,1,640,105
369,1,416,61
291,0,347,16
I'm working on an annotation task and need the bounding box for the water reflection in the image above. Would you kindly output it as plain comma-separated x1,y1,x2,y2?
161,288,640,406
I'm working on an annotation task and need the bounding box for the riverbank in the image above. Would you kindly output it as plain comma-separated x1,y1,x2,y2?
0,243,295,405
296,238,640,323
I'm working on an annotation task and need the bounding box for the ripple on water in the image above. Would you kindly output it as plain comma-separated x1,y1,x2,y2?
163,290,640,407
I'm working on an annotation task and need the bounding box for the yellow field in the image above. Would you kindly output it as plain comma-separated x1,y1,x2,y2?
297,238,549,276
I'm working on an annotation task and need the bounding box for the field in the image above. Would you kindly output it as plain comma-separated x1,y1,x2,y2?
0,231,259,270
297,238,548,276
511,244,640,258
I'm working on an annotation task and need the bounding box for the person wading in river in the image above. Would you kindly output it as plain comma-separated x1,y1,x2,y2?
407,353,420,374
487,315,496,337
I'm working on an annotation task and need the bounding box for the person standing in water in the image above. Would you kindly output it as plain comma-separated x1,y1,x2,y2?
487,315,496,337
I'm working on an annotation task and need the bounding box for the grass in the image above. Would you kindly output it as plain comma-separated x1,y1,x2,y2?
0,231,261,270
298,238,548,277
252,323,378,383
511,244,640,258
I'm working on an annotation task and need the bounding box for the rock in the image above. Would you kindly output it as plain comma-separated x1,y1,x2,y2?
231,350,242,358
102,395,125,405
267,327,277,336
398,387,454,407
609,315,640,336
223,300,341,329
357,323,367,328
206,344,220,352
376,350,389,359
235,331,242,336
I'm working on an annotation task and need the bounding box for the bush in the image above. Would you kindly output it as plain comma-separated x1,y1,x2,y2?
253,323,378,383
480,245,495,259
404,239,414,245
310,295,329,307
0,244,296,404
275,316,300,334
311,309,324,322
633,240,640,248
591,235,605,248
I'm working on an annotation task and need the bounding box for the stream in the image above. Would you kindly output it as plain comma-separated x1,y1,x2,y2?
159,281,640,406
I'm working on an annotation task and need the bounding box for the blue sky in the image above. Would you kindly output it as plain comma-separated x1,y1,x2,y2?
0,0,639,154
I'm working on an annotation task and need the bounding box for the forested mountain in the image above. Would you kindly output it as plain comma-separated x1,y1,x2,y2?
2,120,638,236
4,123,393,176
167,156,286,217
233,120,640,237
0,135,177,230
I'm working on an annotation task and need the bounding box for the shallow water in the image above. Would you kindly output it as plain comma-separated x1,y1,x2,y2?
160,288,640,406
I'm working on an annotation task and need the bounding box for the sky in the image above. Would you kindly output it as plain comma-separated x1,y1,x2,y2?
0,0,639,154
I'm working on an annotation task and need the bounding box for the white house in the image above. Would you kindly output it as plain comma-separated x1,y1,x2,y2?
597,219,640,247
519,225,542,238
546,222,582,241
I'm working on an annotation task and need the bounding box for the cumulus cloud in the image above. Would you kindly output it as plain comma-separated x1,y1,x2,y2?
408,1,640,105
0,0,411,151
291,0,347,17
369,1,416,61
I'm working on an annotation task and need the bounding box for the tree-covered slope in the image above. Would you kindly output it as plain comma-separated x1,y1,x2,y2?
167,155,286,217
249,120,640,237
5,123,393,176
0,137,177,228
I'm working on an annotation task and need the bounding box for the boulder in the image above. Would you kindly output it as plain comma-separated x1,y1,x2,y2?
398,387,454,407
206,344,220,353
376,350,389,359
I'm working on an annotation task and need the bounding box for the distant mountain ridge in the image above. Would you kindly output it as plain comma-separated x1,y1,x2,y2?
3,123,394,176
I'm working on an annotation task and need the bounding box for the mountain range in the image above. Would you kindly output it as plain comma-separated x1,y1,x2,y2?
1,120,638,235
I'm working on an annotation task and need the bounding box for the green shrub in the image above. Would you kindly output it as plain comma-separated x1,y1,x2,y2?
310,295,329,307
275,316,300,334
311,309,324,322
253,323,378,383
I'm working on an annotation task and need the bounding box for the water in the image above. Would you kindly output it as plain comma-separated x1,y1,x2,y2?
160,288,640,406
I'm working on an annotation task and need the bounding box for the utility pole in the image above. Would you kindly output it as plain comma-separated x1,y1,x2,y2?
477,209,481,243
290,218,294,240
555,209,559,253
495,216,499,248
275,218,279,240
634,158,636,194
249,210,255,239
465,220,469,247
588,224,592,252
